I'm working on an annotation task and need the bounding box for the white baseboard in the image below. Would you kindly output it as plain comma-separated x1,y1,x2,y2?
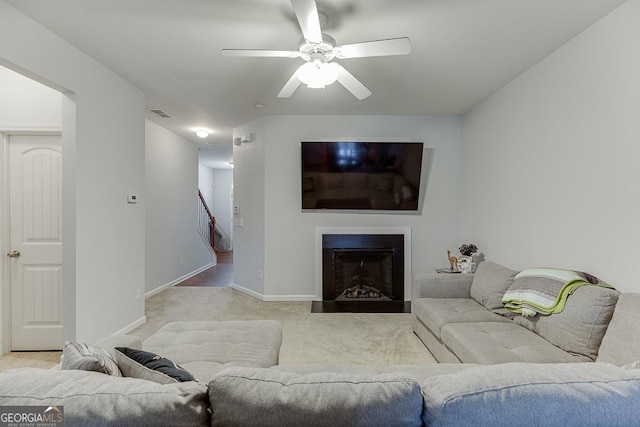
112,316,146,336
145,263,215,298
231,283,315,301
231,283,264,300
263,294,316,301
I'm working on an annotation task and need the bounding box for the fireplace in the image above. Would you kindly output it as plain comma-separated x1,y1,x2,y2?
333,249,394,301
314,233,409,313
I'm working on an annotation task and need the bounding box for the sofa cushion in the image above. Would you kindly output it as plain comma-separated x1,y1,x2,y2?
0,368,210,427
209,367,423,427
272,364,378,375
115,347,195,384
513,286,619,361
412,298,511,339
441,322,579,363
470,261,518,313
381,364,479,383
142,320,282,382
597,293,640,366
421,362,640,427
61,341,121,376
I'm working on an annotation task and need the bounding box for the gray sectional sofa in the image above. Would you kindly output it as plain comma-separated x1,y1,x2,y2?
1,263,640,426
411,261,622,364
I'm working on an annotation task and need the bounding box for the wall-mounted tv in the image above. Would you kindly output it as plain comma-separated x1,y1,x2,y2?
301,141,425,212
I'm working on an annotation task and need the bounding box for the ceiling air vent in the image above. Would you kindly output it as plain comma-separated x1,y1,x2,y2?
148,109,173,119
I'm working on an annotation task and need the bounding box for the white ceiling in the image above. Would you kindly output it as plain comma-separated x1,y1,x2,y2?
7,0,626,169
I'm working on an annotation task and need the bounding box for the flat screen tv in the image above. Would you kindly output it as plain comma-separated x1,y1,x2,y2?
301,141,425,212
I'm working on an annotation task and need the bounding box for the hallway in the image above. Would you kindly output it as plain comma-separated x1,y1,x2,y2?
176,251,233,287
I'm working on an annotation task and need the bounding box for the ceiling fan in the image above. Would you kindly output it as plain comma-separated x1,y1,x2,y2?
222,0,411,100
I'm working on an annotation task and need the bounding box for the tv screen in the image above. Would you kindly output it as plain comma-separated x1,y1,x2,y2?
301,141,425,212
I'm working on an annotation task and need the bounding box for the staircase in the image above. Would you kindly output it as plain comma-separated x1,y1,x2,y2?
198,190,215,253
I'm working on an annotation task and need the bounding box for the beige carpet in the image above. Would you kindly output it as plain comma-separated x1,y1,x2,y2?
0,351,61,372
132,287,436,368
0,287,436,372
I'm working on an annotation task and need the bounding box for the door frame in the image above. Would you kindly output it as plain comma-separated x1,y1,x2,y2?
1,127,61,355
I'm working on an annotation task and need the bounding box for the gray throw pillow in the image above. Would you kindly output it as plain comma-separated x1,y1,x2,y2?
513,285,619,361
115,347,194,384
61,341,121,376
470,261,518,312
597,293,640,366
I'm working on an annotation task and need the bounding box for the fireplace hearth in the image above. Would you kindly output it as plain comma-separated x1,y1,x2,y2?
313,233,410,313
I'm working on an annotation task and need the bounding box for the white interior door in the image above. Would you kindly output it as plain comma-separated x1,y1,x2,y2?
8,134,63,350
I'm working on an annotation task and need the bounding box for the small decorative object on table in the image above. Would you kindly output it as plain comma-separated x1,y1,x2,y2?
458,244,478,256
457,243,480,273
446,250,458,271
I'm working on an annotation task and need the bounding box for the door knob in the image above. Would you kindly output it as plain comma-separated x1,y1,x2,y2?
7,250,20,258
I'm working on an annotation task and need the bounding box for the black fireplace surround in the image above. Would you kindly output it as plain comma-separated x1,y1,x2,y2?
314,233,409,313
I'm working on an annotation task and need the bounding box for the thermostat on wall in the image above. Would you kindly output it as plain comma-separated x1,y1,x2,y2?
127,194,139,204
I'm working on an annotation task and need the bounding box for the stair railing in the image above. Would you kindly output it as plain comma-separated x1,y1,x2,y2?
198,190,215,252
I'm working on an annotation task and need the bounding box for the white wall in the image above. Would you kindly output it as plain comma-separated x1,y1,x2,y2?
0,66,61,128
146,120,214,294
460,0,640,292
233,115,461,299
1,1,146,342
232,119,266,296
211,169,233,248
198,164,215,208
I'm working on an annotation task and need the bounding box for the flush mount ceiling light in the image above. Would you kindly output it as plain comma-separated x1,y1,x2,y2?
195,129,209,139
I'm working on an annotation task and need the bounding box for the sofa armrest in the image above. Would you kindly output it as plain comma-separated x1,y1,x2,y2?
412,273,474,300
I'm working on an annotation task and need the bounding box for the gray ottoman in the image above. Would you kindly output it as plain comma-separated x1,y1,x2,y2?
142,320,282,382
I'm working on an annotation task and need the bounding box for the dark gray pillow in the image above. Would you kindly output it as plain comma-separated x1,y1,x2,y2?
61,341,121,376
470,261,518,312
115,347,194,384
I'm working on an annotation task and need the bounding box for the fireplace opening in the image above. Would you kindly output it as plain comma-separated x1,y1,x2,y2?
333,250,394,301
321,234,405,307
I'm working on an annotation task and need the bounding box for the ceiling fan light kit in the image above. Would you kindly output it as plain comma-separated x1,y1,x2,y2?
296,61,339,88
222,0,411,100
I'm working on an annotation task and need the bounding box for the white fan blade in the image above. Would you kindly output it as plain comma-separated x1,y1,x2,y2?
277,72,302,98
222,49,300,58
335,37,411,59
291,0,323,44
335,64,371,100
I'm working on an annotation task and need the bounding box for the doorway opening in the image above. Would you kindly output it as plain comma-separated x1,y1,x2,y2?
1,64,68,355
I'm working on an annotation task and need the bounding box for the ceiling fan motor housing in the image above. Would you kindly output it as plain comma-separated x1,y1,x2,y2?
298,34,336,62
